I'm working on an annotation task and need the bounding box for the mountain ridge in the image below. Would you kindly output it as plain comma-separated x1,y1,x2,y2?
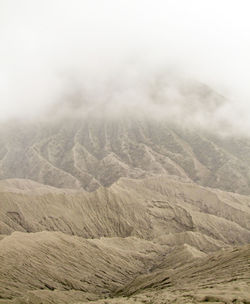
1,105,250,303
1,117,250,194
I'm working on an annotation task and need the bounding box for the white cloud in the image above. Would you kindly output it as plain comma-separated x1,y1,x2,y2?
0,0,250,133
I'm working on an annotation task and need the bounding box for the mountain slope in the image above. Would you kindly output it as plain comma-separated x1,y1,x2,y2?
1,108,250,303
1,230,249,304
1,117,250,194
117,244,250,304
0,231,166,303
0,175,250,303
1,176,250,246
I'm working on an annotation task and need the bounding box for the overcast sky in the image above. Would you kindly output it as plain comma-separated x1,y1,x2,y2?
0,0,250,131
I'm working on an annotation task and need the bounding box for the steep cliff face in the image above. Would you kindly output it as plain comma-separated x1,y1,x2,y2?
1,116,250,194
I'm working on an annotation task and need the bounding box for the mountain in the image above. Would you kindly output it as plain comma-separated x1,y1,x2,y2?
1,85,250,303
1,116,250,194
1,175,250,303
1,176,250,243
118,244,250,304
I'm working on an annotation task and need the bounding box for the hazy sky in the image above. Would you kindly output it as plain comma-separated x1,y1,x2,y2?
1,0,250,131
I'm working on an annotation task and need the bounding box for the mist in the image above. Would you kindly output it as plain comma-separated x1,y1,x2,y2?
1,0,250,134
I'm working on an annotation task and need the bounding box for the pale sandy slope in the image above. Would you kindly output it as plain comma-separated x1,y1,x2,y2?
95,245,250,304
0,176,250,303
1,176,250,245
0,231,167,303
0,231,249,303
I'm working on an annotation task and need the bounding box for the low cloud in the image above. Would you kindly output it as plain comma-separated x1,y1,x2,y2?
0,0,250,134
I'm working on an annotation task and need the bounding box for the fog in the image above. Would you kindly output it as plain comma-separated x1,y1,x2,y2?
1,0,250,133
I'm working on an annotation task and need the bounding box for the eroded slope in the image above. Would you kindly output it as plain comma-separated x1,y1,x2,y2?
1,117,250,194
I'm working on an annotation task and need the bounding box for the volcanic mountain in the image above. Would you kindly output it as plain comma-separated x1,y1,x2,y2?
0,83,250,303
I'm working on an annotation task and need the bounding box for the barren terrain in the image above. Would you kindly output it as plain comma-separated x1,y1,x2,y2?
0,118,250,304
